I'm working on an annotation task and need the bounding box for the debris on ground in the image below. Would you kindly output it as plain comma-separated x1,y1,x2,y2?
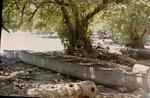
0,62,149,97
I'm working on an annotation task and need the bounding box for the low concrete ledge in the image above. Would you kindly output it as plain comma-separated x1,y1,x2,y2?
3,50,150,91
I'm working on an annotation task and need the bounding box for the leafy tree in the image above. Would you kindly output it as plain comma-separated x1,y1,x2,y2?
101,0,150,48
3,0,125,55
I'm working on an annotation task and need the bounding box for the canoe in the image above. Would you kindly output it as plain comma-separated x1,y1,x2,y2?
3,50,150,91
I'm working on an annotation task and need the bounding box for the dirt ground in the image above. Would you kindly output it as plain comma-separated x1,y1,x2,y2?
0,62,80,96
0,61,145,98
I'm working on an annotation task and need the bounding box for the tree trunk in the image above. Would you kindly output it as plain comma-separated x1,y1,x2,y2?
59,0,118,55
0,0,3,50
126,19,145,49
126,28,144,49
67,31,93,56
77,31,93,53
126,37,144,49
67,24,93,56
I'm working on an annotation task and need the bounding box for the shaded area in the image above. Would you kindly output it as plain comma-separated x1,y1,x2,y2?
0,62,142,97
0,0,3,49
0,62,80,96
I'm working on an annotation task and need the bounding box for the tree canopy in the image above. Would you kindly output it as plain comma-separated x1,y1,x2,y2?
100,0,150,48
3,0,126,55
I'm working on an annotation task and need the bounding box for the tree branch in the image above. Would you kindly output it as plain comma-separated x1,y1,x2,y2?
13,0,20,10
28,0,69,21
29,0,38,7
55,0,73,33
28,2,48,21
103,0,109,4
67,0,80,38
68,0,79,29
19,0,28,26
141,29,147,38
81,0,124,25
81,3,108,25
29,0,69,7
2,24,10,33
116,0,125,3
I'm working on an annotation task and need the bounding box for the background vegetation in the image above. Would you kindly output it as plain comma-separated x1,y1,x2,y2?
2,0,150,55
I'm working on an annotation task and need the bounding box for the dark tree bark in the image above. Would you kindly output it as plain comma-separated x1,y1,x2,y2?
0,0,3,50
126,37,144,49
57,0,125,55
126,20,145,49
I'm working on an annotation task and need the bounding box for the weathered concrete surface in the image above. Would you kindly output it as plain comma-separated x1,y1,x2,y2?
3,50,150,91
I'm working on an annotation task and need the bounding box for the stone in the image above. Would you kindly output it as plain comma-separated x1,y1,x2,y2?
0,75,8,81
27,81,98,98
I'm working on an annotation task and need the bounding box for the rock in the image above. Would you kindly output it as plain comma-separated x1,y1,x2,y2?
132,64,150,76
0,75,8,81
27,81,98,98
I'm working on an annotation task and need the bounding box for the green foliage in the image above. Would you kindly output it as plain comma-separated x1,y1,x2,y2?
3,0,126,53
56,22,70,50
3,0,100,31
100,0,150,44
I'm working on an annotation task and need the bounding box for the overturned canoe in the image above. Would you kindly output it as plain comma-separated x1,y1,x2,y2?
3,50,150,91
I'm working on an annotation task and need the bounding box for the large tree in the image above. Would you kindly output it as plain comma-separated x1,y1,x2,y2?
101,0,150,48
3,0,124,55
